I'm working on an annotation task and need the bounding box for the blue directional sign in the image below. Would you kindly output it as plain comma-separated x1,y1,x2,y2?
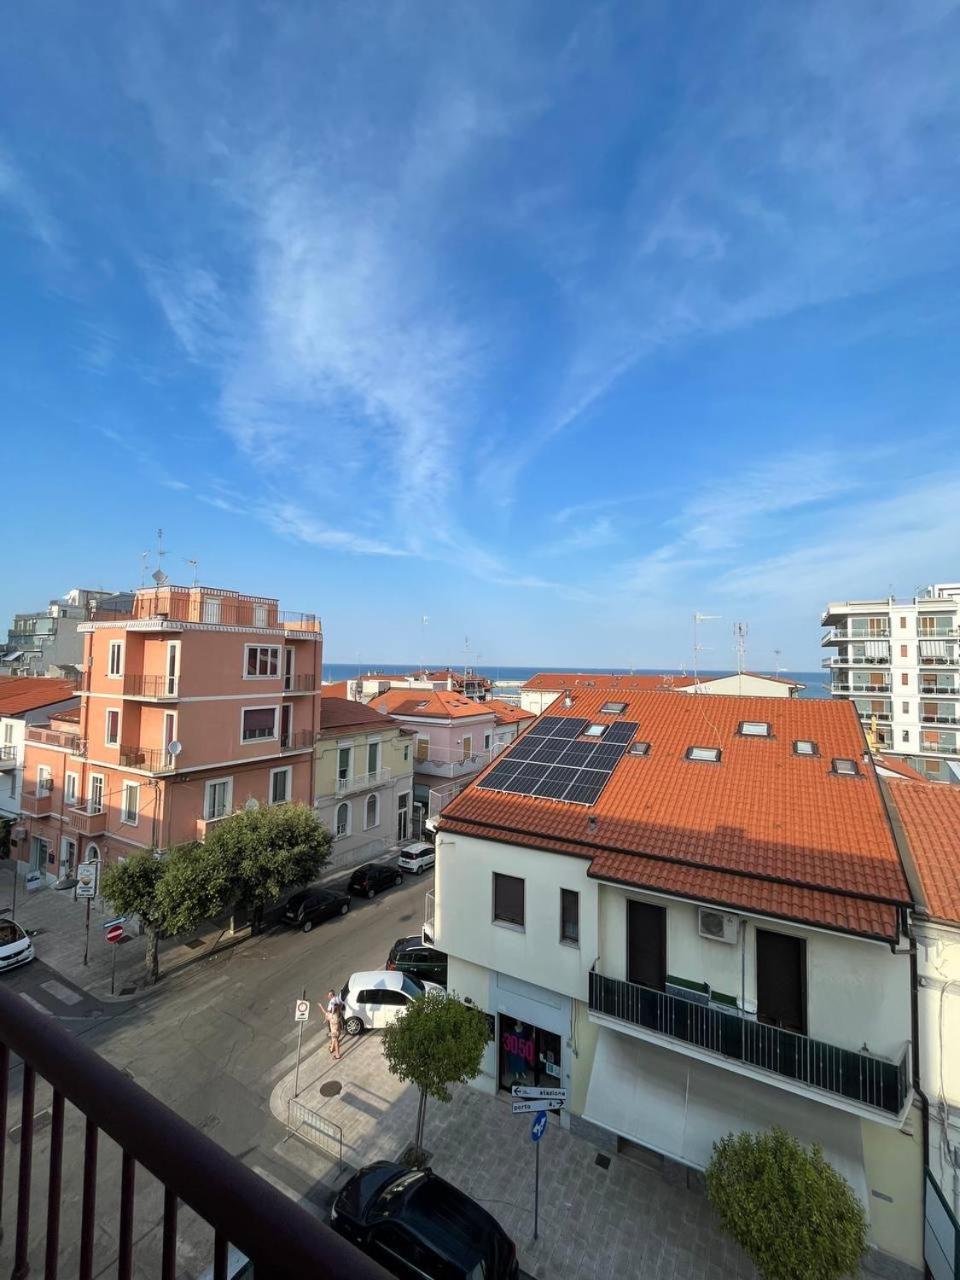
531,1111,548,1143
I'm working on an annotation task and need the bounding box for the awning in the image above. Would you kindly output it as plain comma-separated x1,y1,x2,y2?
582,1029,867,1199
920,640,948,659
864,641,889,658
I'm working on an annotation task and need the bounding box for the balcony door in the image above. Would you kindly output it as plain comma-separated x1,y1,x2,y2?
626,901,665,991
756,930,806,1034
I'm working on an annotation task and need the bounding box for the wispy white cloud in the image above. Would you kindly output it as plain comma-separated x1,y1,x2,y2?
0,145,61,252
539,516,621,557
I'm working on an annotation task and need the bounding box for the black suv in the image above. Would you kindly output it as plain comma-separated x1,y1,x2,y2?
332,1162,519,1279
386,936,448,987
348,862,403,899
282,887,351,932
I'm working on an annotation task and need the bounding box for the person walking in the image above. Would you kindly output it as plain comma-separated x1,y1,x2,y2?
322,988,344,1060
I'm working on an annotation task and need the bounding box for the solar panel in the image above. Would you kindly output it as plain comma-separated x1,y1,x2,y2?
505,737,542,763
556,741,598,767
604,721,640,744
552,717,590,739
529,740,568,763
565,771,608,805
532,775,575,799
476,761,524,791
503,766,550,794
475,714,633,807
527,716,565,737
589,744,628,769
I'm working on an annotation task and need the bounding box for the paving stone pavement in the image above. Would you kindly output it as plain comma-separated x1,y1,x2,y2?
271,1030,762,1279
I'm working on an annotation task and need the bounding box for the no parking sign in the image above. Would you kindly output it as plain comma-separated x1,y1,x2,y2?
294,998,310,1022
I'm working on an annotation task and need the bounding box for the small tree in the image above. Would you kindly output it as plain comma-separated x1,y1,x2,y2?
381,991,491,1166
705,1127,867,1280
154,842,225,937
100,853,166,985
202,804,331,932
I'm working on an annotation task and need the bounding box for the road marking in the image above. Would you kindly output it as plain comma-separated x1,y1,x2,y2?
19,994,52,1015
40,979,82,1006
250,1163,303,1204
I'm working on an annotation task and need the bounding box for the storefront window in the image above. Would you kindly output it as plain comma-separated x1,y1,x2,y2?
498,1016,562,1093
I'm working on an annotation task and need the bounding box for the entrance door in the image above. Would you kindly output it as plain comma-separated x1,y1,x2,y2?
280,704,292,748
89,774,104,813
166,642,180,697
397,793,409,842
60,837,76,878
756,930,806,1034
627,901,666,990
284,647,294,691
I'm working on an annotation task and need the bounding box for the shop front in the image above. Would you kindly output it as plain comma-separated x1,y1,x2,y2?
498,1016,563,1093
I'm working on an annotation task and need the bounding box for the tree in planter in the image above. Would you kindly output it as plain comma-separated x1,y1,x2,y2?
201,804,331,933
381,991,491,1166
705,1127,867,1280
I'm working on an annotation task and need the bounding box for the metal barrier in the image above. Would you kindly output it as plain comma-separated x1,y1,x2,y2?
286,1099,344,1170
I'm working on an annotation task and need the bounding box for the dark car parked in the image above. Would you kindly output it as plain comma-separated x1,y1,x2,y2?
386,936,448,987
331,1162,519,1280
283,887,351,932
347,862,403,899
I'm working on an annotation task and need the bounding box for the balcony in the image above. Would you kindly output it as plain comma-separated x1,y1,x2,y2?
855,709,891,723
21,787,53,817
284,672,316,693
413,742,504,779
68,803,107,836
336,767,391,796
122,672,179,699
196,814,229,839
427,781,466,819
588,972,910,1121
917,626,959,639
0,744,16,770
832,683,891,694
921,714,959,726
822,654,890,669
920,740,959,756
919,654,960,668
281,729,317,753
0,983,382,1280
118,744,177,774
821,627,890,645
920,684,959,697
25,725,83,751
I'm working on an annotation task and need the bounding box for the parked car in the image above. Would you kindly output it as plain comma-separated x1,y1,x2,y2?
347,862,402,899
386,936,448,987
339,970,443,1035
397,842,435,875
282,886,351,932
0,920,35,972
331,1161,519,1279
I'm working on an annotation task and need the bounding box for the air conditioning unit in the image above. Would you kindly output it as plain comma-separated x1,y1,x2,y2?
698,908,740,945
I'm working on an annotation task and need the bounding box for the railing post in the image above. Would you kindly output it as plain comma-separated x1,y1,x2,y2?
11,1064,36,1280
0,1042,8,1243
44,1090,65,1280
78,1118,98,1280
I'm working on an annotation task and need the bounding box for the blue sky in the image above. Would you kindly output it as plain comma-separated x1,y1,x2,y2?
2,2,959,670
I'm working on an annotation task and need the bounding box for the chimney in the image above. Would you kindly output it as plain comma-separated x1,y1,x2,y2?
563,690,573,708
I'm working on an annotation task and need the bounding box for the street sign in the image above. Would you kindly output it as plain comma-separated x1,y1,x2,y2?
512,1085,567,1101
105,924,125,944
102,916,126,930
511,1099,562,1115
294,998,310,1022
531,1111,548,1143
77,862,98,898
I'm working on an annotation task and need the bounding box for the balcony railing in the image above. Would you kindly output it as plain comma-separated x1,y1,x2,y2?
917,626,960,639
833,683,891,694
281,729,317,753
920,655,960,667
336,767,391,796
68,803,107,836
822,655,890,668
25,725,83,751
588,971,910,1119
920,685,959,697
414,743,504,777
284,672,317,692
0,744,16,769
855,709,891,723
118,744,177,774
21,788,53,817
920,740,958,755
921,714,959,725
196,814,230,839
122,673,179,699
428,781,466,819
0,981,385,1280
93,592,322,635
821,627,890,644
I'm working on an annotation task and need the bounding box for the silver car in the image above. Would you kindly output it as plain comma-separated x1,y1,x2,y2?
0,920,35,971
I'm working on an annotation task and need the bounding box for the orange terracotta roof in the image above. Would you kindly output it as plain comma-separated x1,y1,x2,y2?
520,672,696,692
888,782,960,925
0,678,79,716
321,680,351,699
875,754,928,783
371,689,494,720
742,671,806,688
485,699,536,726
318,697,395,732
440,688,910,940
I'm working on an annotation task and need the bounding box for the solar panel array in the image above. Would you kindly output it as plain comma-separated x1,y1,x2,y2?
477,715,639,806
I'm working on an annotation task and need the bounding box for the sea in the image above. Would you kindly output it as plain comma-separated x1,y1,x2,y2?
320,663,828,700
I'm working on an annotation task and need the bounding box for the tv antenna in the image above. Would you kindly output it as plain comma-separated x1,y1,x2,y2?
773,648,785,676
692,612,720,691
734,622,748,676
419,615,429,678
185,558,199,587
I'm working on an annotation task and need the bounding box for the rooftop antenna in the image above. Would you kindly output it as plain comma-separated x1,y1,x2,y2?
692,612,720,692
139,551,150,588
773,648,785,676
420,615,429,679
185,558,199,587
734,621,748,695
464,634,470,681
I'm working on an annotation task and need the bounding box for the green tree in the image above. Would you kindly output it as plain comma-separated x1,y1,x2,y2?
202,803,331,932
381,991,491,1166
100,853,166,985
705,1127,867,1280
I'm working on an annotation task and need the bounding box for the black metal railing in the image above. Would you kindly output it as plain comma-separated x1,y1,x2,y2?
118,744,177,773
588,971,910,1117
281,729,316,752
0,983,388,1279
284,673,316,692
122,673,179,699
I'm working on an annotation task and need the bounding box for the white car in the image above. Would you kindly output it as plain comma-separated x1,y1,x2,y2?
0,920,35,972
397,842,435,875
339,969,443,1035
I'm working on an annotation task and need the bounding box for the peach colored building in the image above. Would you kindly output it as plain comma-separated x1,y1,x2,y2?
17,585,321,877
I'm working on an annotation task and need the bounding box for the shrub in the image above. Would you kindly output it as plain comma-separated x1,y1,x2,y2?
705,1127,867,1280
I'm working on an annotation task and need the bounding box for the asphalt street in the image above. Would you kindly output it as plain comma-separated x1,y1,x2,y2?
0,870,435,1277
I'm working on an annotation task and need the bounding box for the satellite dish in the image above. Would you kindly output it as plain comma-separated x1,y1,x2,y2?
151,568,169,586
167,740,182,757
244,797,260,811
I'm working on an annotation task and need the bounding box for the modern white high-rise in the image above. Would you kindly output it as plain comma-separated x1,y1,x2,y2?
822,582,960,783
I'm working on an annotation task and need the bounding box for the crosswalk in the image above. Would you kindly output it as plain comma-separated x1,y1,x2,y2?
10,961,101,1018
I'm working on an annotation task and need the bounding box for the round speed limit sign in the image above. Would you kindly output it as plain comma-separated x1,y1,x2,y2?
294,999,310,1022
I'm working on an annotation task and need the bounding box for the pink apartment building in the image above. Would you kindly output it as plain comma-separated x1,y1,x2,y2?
17,585,321,877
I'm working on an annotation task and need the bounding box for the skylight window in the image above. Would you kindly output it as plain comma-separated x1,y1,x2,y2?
832,758,859,777
687,746,722,763
794,740,819,756
738,721,771,737
599,701,628,715
629,741,651,756
582,724,608,738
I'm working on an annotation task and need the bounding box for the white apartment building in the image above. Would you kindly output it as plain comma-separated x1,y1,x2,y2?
433,689,923,1280
822,583,960,784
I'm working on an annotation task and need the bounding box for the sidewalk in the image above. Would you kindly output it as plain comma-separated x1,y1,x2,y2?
269,1030,760,1280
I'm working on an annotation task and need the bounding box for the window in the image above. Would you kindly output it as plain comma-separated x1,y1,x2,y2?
687,745,721,763
461,735,473,759
901,730,910,743
270,766,291,804
793,740,818,756
121,782,139,825
600,701,628,715
364,793,380,830
108,641,123,677
582,724,607,738
415,737,429,762
901,673,909,687
65,772,78,806
629,741,651,756
403,744,410,763
283,647,294,690
337,746,351,781
484,732,492,750
493,873,524,928
738,721,770,737
245,645,280,678
367,740,380,775
900,644,908,658
902,701,910,714
253,604,268,628
560,889,579,945
89,774,104,812
832,758,859,776
335,802,350,837
241,706,278,741
163,712,177,753
37,765,53,793
105,709,120,746
202,597,221,624
900,616,907,628
3,722,13,745
204,778,233,821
